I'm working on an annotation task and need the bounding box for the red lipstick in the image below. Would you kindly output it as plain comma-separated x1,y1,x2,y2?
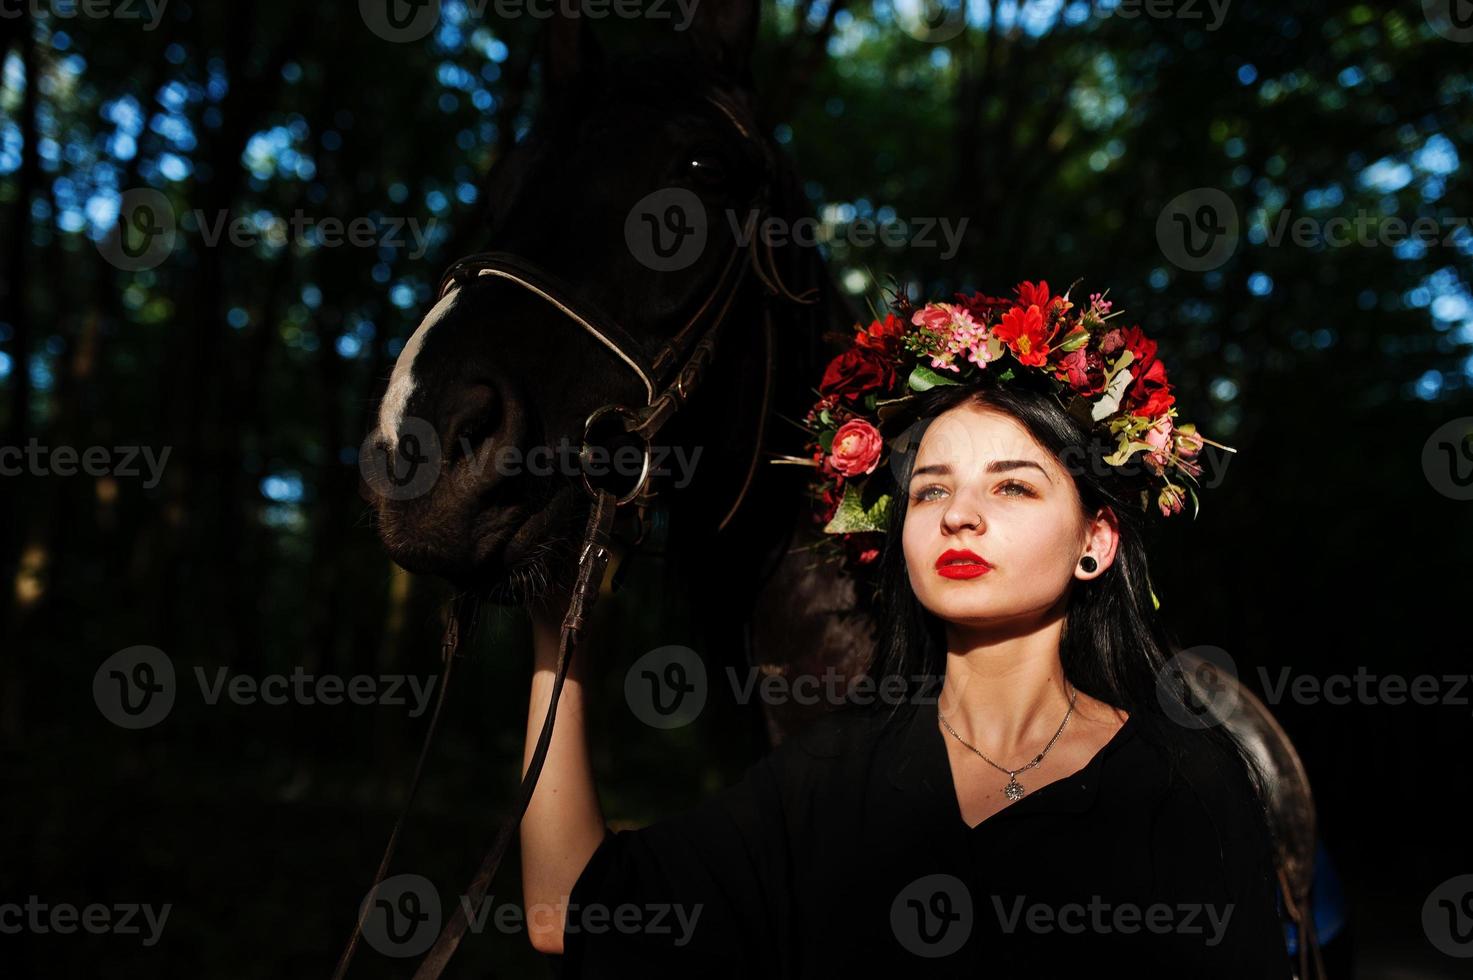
934,548,993,580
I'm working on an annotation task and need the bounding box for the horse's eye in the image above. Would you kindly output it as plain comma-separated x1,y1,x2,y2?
686,152,728,187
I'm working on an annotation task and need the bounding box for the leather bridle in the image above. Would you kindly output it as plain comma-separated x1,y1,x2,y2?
334,89,817,980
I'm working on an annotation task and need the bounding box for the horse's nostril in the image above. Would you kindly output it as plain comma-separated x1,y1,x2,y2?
443,382,505,462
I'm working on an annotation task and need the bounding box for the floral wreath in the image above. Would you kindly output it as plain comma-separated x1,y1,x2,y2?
776,278,1235,574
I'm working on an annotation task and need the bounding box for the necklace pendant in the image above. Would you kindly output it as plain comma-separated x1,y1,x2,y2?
1004,777,1025,801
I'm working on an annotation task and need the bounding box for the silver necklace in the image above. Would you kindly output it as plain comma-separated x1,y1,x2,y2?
937,689,1079,802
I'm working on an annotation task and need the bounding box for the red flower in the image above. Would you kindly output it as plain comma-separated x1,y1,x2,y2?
954,291,1012,322
993,303,1052,367
1119,326,1174,417
1054,348,1106,395
1015,280,1052,311
854,314,906,355
1119,326,1159,378
819,348,895,400
1128,358,1175,418
817,483,842,523
828,419,884,477
852,537,882,566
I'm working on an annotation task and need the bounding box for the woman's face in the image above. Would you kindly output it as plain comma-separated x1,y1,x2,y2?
901,401,1118,632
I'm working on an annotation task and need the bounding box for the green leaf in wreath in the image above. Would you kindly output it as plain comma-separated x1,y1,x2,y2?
907,364,963,392
823,483,893,534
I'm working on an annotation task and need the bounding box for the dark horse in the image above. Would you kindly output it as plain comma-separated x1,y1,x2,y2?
360,1,852,754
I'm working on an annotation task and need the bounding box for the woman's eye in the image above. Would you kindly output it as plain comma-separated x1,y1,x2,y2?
911,484,947,503
999,481,1036,497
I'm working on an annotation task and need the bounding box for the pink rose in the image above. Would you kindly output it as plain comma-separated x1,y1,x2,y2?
1158,483,1187,517
828,419,883,477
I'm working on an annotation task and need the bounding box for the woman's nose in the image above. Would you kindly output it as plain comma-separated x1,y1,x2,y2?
942,493,984,533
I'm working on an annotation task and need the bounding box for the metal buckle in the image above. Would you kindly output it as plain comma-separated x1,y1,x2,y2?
579,403,653,506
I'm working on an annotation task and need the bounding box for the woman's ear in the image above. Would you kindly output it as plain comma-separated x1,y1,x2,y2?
1078,506,1121,579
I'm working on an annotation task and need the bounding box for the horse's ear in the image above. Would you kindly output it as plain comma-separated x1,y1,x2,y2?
544,12,605,100
683,0,759,87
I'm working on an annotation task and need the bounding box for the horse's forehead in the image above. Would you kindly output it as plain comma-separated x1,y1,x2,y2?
378,287,461,445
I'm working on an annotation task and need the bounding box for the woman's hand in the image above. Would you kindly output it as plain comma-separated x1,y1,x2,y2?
521,583,608,956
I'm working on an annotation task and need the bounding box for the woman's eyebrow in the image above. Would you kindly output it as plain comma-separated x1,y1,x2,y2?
910,459,1052,483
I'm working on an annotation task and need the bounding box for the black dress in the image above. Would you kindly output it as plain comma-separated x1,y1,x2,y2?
555,689,1292,979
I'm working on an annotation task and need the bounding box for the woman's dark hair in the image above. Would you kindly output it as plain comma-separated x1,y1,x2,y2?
865,374,1270,813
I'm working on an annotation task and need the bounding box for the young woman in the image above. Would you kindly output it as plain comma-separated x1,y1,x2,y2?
518,339,1290,978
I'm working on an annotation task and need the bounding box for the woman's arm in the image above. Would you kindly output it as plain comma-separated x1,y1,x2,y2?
521,591,609,955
